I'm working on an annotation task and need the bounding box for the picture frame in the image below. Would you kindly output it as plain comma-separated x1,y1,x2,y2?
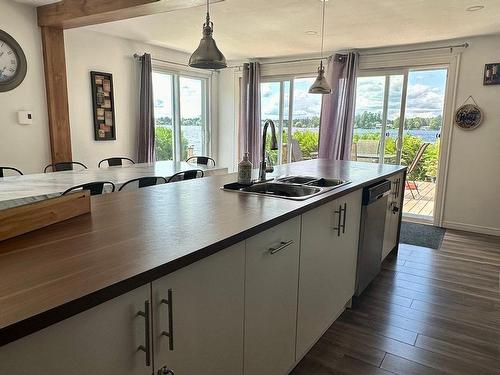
483,63,500,85
90,71,116,141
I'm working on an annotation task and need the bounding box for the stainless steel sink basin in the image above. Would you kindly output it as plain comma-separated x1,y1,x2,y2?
276,176,348,187
222,175,351,201
241,182,321,198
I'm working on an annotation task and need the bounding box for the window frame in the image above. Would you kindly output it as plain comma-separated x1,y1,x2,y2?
260,74,321,164
152,65,211,162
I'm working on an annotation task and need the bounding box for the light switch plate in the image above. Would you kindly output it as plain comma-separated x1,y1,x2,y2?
18,111,33,125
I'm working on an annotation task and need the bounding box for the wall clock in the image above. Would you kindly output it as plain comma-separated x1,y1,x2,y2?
0,30,27,92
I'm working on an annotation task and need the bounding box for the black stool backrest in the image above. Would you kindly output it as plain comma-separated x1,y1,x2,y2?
61,181,115,196
0,167,23,178
118,176,167,191
44,161,88,173
98,157,135,168
186,156,216,167
167,169,204,183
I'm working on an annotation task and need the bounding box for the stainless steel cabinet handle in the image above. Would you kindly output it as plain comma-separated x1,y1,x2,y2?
137,300,151,367
268,240,294,254
161,289,174,351
333,205,342,237
157,366,175,375
341,203,347,234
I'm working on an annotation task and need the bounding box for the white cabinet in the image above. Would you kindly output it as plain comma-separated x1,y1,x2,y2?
152,243,245,375
296,189,362,360
382,172,405,261
0,285,152,375
244,217,301,375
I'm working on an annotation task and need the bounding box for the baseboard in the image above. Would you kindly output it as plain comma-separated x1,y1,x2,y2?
442,220,500,237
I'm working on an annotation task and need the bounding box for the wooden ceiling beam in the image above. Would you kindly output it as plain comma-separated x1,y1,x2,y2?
37,0,223,29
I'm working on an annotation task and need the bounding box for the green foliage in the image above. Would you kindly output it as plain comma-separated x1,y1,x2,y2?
293,130,319,158
354,112,383,129
352,132,440,181
156,116,202,127
155,126,189,161
155,127,174,161
356,111,443,131
263,129,319,165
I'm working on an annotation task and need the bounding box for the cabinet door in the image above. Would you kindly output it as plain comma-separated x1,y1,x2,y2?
296,190,362,360
0,285,152,375
296,199,340,359
333,190,362,307
244,217,300,375
152,243,245,375
382,173,404,260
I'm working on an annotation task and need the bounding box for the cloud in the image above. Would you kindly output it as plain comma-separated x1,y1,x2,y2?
355,73,446,119
260,79,321,120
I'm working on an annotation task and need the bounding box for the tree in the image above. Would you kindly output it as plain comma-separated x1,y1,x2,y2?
429,115,442,130
354,111,382,129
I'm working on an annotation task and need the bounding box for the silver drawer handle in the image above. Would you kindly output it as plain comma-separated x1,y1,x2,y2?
268,240,294,254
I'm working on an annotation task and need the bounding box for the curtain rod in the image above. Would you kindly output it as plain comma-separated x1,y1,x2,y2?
361,42,469,57
226,56,328,69
133,53,192,68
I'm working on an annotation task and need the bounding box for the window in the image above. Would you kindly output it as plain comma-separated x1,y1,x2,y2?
260,77,321,164
153,70,209,162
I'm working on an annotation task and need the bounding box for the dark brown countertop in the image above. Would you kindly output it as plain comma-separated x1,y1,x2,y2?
0,159,406,346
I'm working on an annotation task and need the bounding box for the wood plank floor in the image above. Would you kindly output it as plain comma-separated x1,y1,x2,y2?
291,230,500,375
403,181,436,217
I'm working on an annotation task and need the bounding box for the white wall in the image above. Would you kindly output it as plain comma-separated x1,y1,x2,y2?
65,29,210,169
0,0,50,174
441,34,500,235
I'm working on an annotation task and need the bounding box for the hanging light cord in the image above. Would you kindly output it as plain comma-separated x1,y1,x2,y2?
320,0,326,58
205,0,210,26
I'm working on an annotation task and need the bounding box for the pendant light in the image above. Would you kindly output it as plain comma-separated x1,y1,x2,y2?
189,0,227,69
309,0,331,94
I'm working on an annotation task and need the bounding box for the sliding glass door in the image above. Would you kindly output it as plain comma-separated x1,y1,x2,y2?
353,74,405,164
353,68,448,220
153,70,209,162
260,76,322,165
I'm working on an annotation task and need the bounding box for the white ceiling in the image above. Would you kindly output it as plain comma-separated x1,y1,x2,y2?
18,0,500,59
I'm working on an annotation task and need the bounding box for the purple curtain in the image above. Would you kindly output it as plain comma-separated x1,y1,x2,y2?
239,62,261,166
318,52,359,160
137,53,155,163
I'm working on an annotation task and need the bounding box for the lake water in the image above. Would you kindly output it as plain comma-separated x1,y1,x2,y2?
292,127,440,143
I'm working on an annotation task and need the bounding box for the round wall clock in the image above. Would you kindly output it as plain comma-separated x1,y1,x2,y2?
455,103,483,130
0,30,27,92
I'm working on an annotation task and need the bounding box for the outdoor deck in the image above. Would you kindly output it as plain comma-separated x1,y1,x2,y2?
403,181,435,217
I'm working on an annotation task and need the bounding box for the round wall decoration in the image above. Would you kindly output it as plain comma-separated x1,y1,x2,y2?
0,29,28,92
454,96,483,130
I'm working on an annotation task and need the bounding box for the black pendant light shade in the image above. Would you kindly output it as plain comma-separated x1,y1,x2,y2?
189,1,227,69
309,60,331,94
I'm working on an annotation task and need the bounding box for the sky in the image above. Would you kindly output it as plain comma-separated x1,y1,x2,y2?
355,69,448,119
152,69,447,123
153,72,202,119
261,78,322,121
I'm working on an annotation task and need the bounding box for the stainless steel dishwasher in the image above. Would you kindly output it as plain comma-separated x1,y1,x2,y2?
355,180,392,296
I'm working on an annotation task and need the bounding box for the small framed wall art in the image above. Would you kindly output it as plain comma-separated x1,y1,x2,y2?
483,63,500,85
90,71,116,141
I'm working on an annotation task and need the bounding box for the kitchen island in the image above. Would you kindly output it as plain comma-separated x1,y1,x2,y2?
0,159,406,375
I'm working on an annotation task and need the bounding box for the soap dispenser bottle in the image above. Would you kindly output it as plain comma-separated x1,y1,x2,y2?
237,152,253,185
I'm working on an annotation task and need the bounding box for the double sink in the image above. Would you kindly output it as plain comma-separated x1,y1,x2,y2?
223,176,351,201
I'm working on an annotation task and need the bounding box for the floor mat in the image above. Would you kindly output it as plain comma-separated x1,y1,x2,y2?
400,221,445,249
